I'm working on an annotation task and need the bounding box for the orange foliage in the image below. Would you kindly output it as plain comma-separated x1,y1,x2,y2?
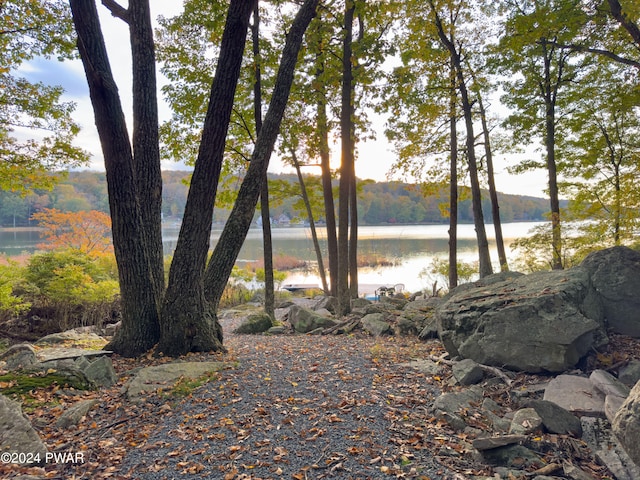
31,208,113,257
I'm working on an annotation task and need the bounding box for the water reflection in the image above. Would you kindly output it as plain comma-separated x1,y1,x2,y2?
2,222,544,293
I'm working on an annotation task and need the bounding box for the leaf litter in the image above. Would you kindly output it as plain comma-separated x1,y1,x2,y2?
2,313,631,479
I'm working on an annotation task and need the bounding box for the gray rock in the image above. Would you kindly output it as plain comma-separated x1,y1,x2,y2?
56,399,99,429
35,330,105,345
0,344,37,370
472,434,526,451
234,312,273,334
287,304,337,333
582,416,640,480
0,394,48,465
613,380,640,468
396,316,419,336
605,394,626,424
619,359,640,386
313,296,337,313
401,359,442,375
83,356,117,387
73,356,91,371
543,375,605,417
379,295,408,308
436,268,606,373
124,361,231,400
267,325,287,335
524,399,583,437
361,313,392,336
104,321,121,337
562,463,599,480
480,444,544,469
509,408,543,434
452,358,484,385
433,387,484,431
580,246,640,337
590,369,630,399
350,298,371,309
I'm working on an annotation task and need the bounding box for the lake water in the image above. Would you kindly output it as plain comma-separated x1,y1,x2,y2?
1,222,545,294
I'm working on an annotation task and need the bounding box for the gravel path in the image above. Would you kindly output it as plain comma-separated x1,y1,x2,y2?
119,316,458,479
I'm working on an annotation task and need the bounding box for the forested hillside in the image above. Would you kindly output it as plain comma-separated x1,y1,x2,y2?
0,171,552,227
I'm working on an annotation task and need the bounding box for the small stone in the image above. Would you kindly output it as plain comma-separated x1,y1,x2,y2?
472,434,527,451
452,358,484,385
509,408,543,435
56,399,99,429
525,399,583,437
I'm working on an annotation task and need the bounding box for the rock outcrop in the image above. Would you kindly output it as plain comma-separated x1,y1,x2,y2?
434,247,640,373
436,268,605,372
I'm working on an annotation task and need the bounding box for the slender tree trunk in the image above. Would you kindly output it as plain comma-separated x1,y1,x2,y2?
291,149,329,294
430,2,492,278
252,4,275,319
203,0,320,311
477,94,508,271
349,173,358,298
314,47,338,296
448,60,458,290
158,0,257,356
337,0,355,316
70,0,160,357
541,41,563,270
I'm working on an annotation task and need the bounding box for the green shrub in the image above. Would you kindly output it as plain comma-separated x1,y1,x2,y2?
22,249,120,330
0,262,31,318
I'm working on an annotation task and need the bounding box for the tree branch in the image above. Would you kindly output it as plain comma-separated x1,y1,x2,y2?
544,40,640,69
101,0,129,23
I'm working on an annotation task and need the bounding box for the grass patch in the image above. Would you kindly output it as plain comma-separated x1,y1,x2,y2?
0,371,94,396
162,371,220,398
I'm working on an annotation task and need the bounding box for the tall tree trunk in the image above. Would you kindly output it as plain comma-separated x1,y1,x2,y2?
158,0,257,356
477,94,508,271
448,59,458,290
430,2,492,278
291,149,329,294
70,0,160,357
337,0,355,316
541,40,563,270
129,0,164,298
313,30,339,296
349,173,358,299
251,4,275,319
204,0,320,311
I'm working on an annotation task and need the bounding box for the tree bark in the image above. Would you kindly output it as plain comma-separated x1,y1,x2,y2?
204,0,320,311
129,0,164,298
337,0,355,316
430,1,493,278
477,94,508,271
70,0,160,357
448,59,458,289
158,0,257,356
318,94,338,296
541,40,563,270
252,4,275,319
349,173,358,298
312,24,339,297
291,149,329,294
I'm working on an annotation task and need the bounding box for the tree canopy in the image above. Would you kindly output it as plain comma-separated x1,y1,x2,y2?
0,0,88,193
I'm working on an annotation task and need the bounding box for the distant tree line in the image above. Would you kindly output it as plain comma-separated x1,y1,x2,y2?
0,171,554,228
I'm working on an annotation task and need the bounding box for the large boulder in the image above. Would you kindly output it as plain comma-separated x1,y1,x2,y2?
580,246,640,337
287,304,338,333
613,380,640,468
436,268,606,372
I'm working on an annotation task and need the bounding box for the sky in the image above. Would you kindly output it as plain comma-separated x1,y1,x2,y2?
23,2,550,199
